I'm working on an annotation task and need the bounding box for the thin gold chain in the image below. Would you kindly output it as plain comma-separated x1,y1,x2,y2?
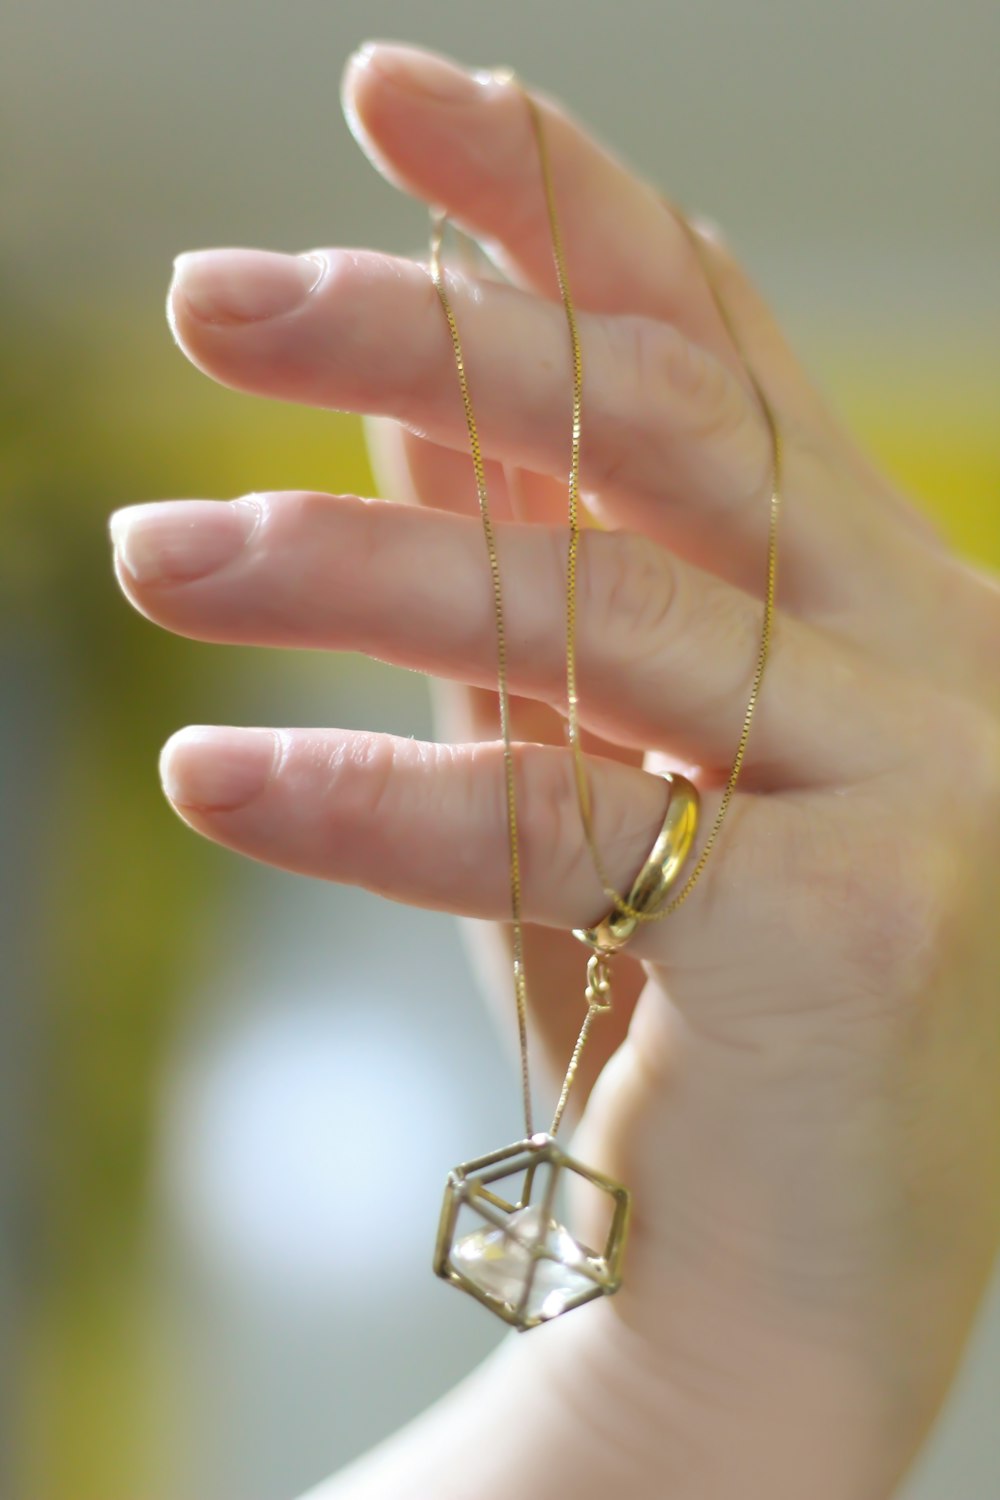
520,84,782,923
428,80,781,1140
429,212,533,1140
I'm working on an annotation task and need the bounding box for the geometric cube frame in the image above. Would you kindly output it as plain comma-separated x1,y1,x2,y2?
434,1131,631,1332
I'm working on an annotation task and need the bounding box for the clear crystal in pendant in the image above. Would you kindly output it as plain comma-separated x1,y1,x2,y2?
452,1203,601,1322
434,1133,630,1331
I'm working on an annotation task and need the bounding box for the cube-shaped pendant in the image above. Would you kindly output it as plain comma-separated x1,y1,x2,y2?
433,1132,630,1331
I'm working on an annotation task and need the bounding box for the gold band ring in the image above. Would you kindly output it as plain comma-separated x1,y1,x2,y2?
572,772,700,954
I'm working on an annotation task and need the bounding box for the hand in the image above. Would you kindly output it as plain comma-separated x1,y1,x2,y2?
110,41,1000,1500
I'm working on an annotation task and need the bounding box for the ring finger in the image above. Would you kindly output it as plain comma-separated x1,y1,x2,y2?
112,491,908,787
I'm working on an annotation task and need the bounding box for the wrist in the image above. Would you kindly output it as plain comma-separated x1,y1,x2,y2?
306,1291,932,1500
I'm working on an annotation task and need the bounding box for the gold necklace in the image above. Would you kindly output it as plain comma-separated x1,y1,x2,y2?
427,80,781,1331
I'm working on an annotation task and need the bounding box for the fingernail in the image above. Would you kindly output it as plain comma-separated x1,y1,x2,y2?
160,726,279,811
351,40,494,104
172,248,325,325
110,498,260,585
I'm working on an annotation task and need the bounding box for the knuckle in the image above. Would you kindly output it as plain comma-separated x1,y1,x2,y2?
785,806,963,1003
588,311,766,503
705,582,770,705
586,316,668,493
282,487,336,538
849,829,960,1001
630,314,743,441
701,770,991,1018
577,528,679,671
322,726,395,822
316,731,399,849
282,490,375,599
689,799,941,1005
516,745,580,897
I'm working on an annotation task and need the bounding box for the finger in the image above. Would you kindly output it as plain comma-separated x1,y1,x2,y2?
341,41,743,370
370,340,646,1116
342,46,957,654
340,47,944,609
444,679,646,1109
168,246,807,595
341,45,851,434
157,723,741,970
113,491,906,788
361,228,577,529
370,412,642,766
366,411,571,529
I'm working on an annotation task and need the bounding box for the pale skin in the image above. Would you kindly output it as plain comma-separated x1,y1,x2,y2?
109,40,1000,1500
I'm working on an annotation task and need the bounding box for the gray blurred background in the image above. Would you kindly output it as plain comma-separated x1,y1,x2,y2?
1,2,997,1498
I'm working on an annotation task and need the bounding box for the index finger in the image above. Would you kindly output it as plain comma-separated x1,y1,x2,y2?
341,41,837,436
341,42,737,359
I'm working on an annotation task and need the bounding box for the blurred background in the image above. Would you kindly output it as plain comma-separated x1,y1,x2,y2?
1,2,997,1497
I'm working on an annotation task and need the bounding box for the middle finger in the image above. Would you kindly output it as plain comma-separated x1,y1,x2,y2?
169,246,843,602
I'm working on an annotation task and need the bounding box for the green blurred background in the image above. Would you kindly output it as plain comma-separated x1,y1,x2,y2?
1,3,997,1498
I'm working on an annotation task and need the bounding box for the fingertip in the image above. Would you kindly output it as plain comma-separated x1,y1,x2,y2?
110,498,261,588
345,40,487,107
339,39,508,175
159,725,280,812
340,41,375,144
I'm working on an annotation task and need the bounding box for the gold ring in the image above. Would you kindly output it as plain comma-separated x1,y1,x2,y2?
572,772,700,954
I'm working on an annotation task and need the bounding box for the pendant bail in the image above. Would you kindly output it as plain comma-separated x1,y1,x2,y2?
584,951,613,1011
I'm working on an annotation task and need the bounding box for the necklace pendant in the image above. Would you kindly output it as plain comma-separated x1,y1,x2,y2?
433,1132,630,1331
